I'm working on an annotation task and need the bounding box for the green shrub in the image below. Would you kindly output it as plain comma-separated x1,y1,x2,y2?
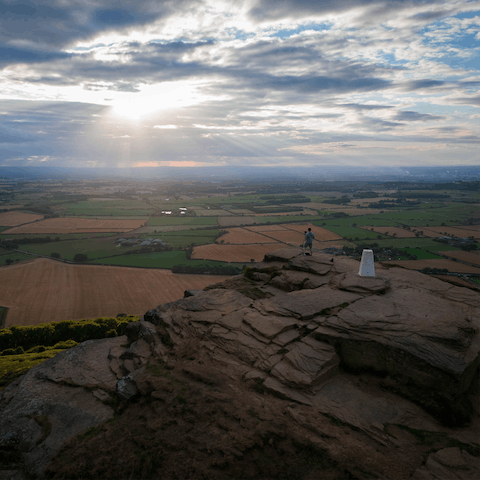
52,340,78,350
1,348,17,356
105,329,117,338
26,345,46,354
0,316,139,352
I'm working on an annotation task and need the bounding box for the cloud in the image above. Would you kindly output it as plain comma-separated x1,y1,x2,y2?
394,111,445,122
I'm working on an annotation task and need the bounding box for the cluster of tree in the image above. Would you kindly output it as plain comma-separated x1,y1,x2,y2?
0,316,139,352
171,264,243,275
258,195,311,205
322,196,350,205
13,236,60,245
368,199,419,208
252,206,303,214
420,267,449,274
353,191,379,199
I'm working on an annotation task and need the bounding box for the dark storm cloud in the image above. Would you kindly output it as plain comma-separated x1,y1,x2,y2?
0,46,74,66
0,1,200,54
394,111,445,122
247,0,440,22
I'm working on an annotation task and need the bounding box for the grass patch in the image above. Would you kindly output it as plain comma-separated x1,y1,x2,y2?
0,348,67,388
89,250,237,269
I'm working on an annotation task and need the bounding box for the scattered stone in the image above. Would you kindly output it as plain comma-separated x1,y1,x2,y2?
184,289,203,298
116,374,137,401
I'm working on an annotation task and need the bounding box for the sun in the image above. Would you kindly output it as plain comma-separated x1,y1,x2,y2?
109,81,202,121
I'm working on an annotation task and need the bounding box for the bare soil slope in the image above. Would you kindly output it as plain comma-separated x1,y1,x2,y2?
0,259,228,326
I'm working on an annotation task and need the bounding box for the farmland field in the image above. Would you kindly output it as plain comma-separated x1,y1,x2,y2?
401,248,443,259
419,226,480,238
359,226,417,238
284,224,343,241
0,258,229,327
245,224,290,232
372,238,461,251
257,229,304,244
382,259,480,274
2,217,146,234
218,216,257,227
217,228,280,245
147,217,218,226
0,211,44,226
62,199,154,216
322,225,387,240
192,244,279,262
439,250,480,265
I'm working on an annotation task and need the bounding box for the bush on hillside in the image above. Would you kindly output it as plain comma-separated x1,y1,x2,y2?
0,316,138,353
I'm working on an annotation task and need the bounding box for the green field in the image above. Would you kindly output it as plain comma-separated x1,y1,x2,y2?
1,232,116,241
363,238,461,252
147,217,218,226
62,199,154,216
89,250,236,269
322,225,387,240
402,248,443,259
19,238,141,261
314,204,479,228
139,230,223,248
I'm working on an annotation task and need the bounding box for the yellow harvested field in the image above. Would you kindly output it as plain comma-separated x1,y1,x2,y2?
419,226,480,239
192,244,278,262
2,217,146,234
360,226,417,238
245,225,288,232
0,211,44,226
261,230,305,244
0,258,229,327
217,228,279,245
218,216,256,227
383,259,480,274
285,224,343,241
439,251,480,265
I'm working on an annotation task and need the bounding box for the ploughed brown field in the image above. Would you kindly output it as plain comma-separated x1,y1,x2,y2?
360,226,417,238
192,244,278,262
0,211,44,226
217,228,280,245
439,250,480,265
419,226,480,239
284,224,342,241
0,258,229,327
2,217,147,234
382,258,480,274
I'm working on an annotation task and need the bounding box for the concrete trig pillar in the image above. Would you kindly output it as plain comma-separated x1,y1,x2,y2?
358,249,375,277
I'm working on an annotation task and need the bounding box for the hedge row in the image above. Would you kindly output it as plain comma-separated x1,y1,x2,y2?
0,316,139,353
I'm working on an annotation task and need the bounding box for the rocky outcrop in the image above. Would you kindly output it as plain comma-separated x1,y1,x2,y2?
1,247,479,479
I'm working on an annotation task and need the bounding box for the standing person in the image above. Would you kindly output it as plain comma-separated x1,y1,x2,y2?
303,227,315,255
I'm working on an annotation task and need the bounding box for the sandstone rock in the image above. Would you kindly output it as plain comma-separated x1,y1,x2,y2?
412,448,479,479
254,286,361,319
314,288,480,424
270,337,339,388
116,374,137,401
288,255,334,276
263,247,303,262
35,337,127,390
125,320,159,345
184,289,203,297
243,310,297,339
0,339,117,475
329,272,390,294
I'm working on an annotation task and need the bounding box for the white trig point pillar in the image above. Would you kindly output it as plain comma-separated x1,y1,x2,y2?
359,249,375,277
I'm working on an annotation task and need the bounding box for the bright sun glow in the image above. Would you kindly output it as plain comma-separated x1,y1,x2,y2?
109,81,203,121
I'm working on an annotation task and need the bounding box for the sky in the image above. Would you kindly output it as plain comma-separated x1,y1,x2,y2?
0,0,479,169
